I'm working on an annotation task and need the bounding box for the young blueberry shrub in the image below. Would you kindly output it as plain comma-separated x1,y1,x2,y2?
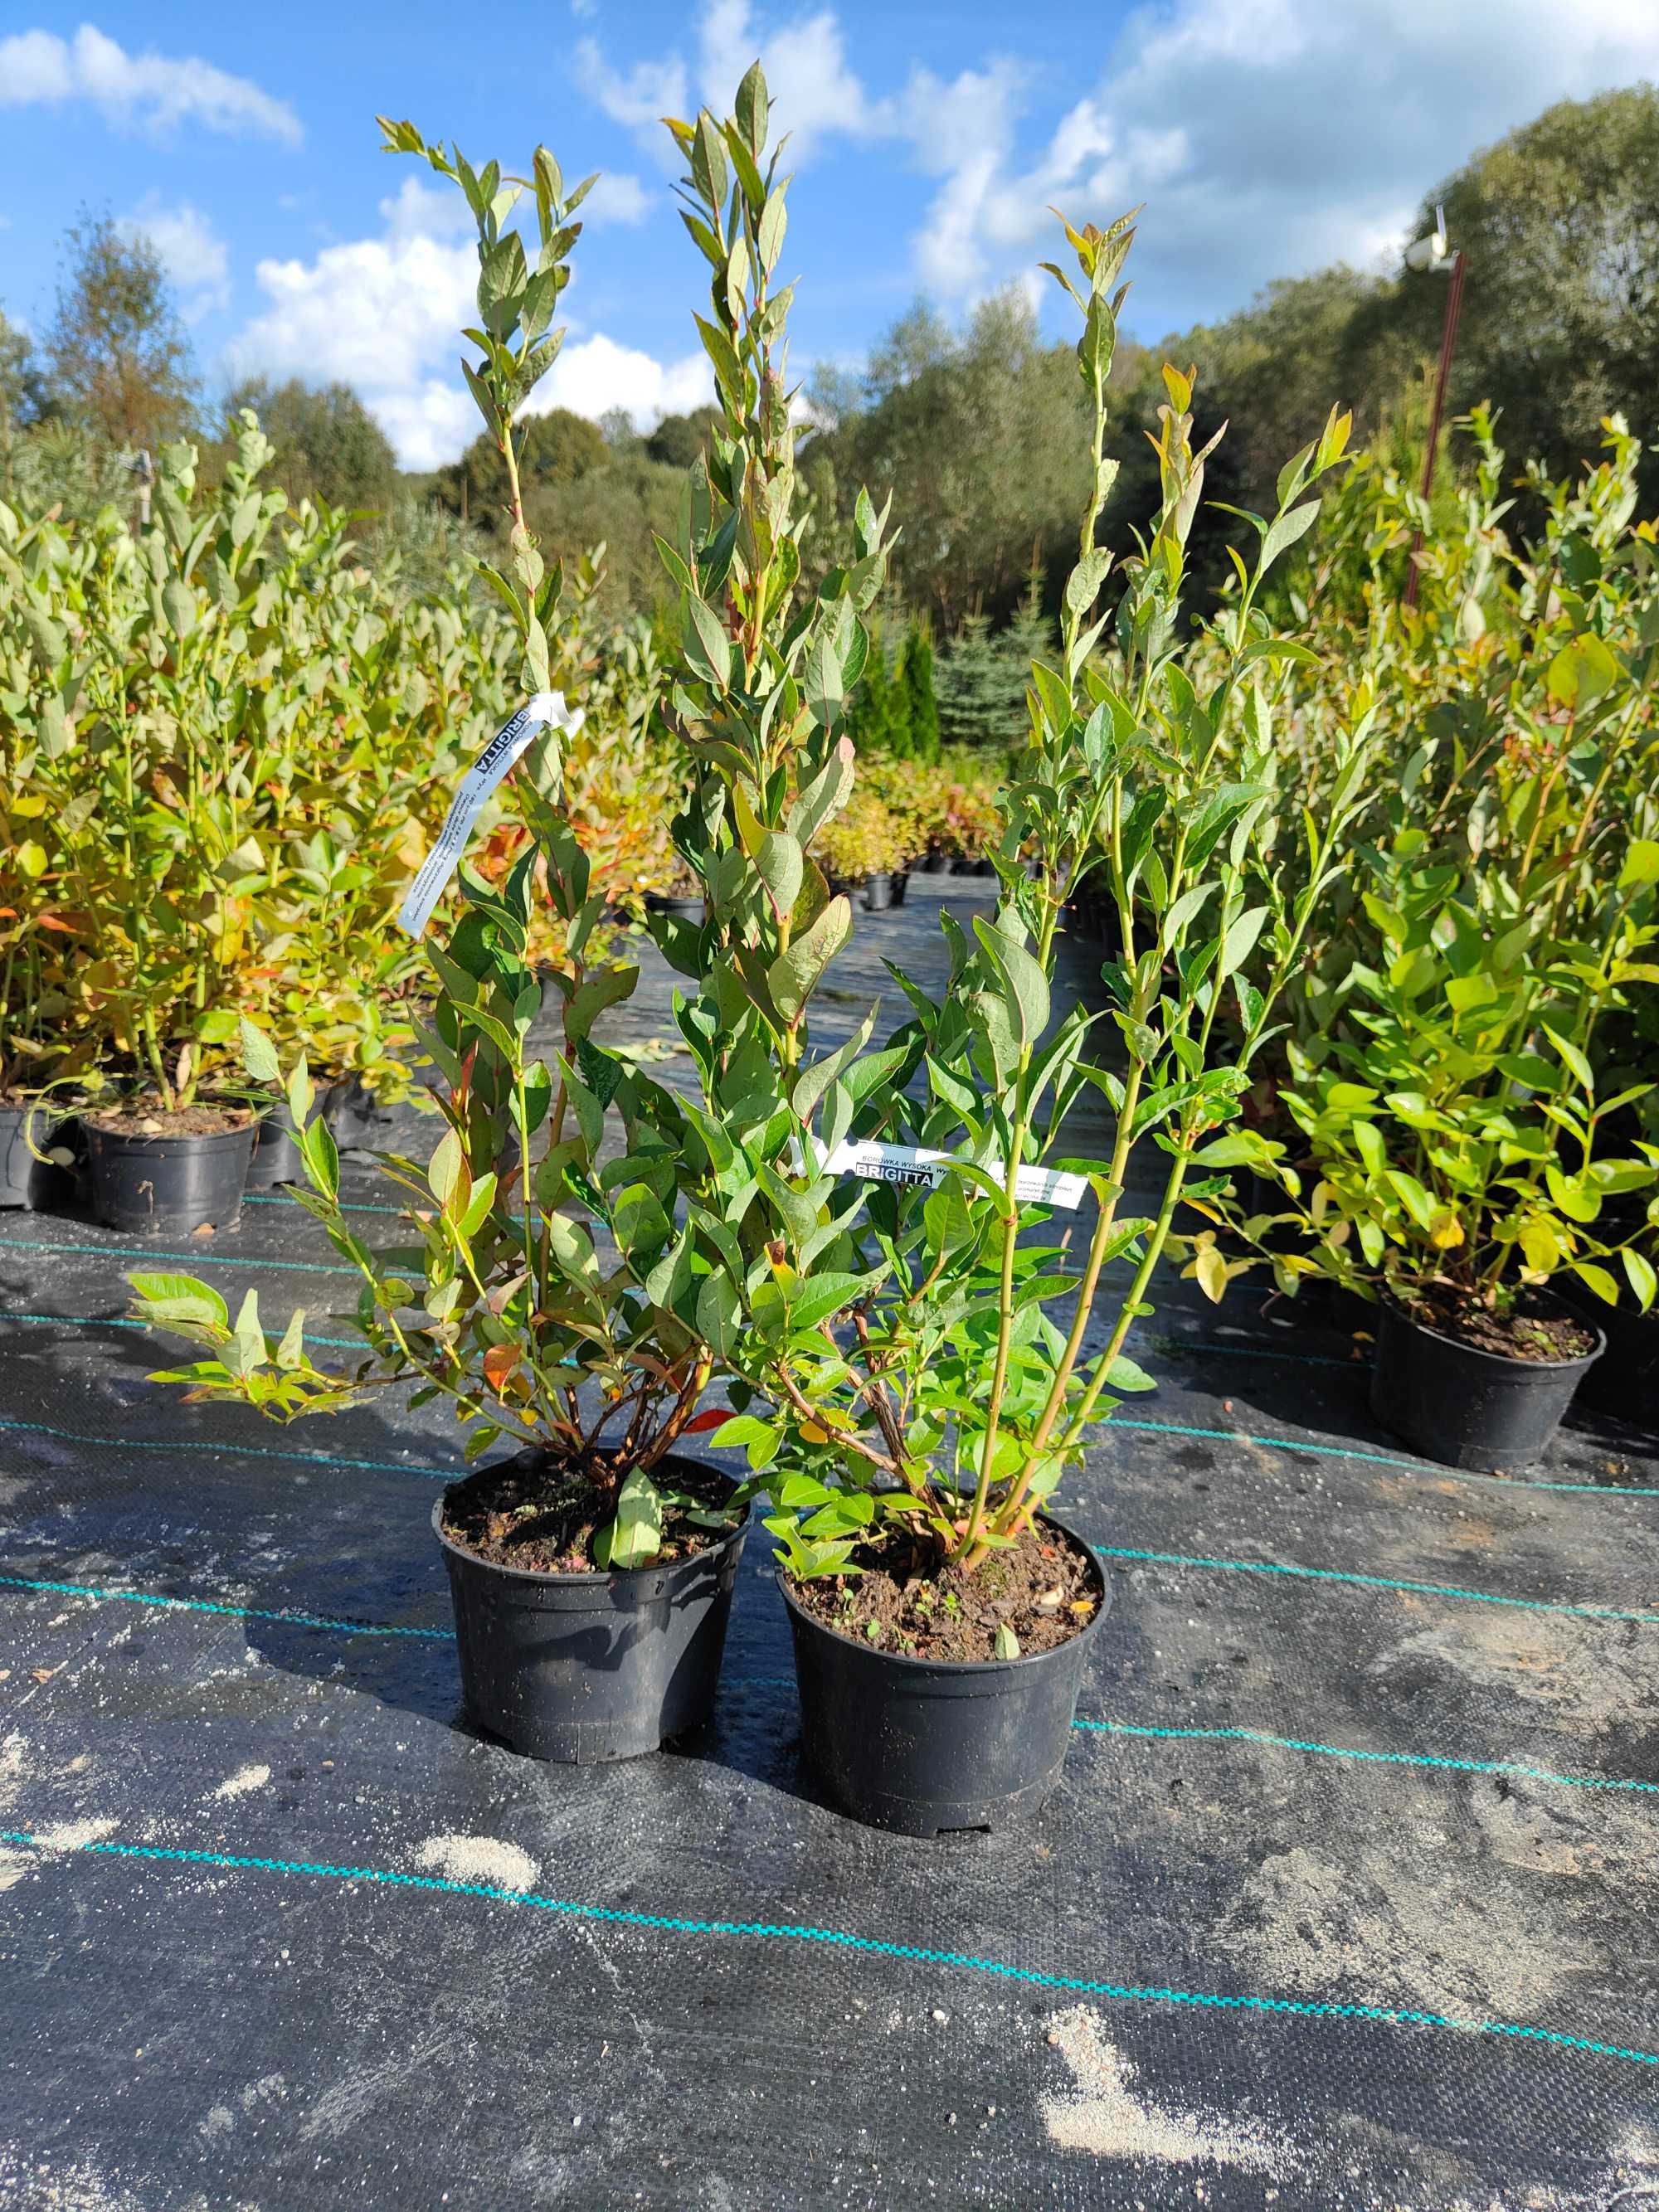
749,209,1367,1650
126,125,745,1569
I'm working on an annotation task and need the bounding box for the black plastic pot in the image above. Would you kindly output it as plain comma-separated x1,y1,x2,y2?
862,872,893,912
245,1087,336,1191
780,1515,1111,1835
323,1077,398,1155
0,1102,79,1212
83,1116,254,1236
891,871,909,907
434,1454,749,1762
917,851,949,876
953,856,995,878
1370,1294,1604,1471
1558,1283,1657,1432
645,892,705,923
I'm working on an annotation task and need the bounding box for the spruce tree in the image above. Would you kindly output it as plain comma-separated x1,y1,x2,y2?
899,619,941,764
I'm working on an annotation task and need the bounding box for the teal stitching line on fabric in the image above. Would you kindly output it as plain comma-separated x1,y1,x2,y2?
1098,1544,1659,1626
0,1571,451,1640
1106,1417,1659,1500
2,1311,362,1350
7,1566,1657,1798
0,1237,358,1277
4,1827,1654,2073
1072,1718,1659,1797
242,1193,405,1218
0,1414,459,1482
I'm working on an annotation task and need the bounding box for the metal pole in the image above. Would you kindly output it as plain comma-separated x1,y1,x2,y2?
1402,250,1467,612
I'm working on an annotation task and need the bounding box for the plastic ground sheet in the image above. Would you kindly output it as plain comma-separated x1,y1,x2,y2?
3,882,1658,2210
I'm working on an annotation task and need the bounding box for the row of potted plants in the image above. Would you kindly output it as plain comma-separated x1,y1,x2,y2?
0,405,682,1231
1160,408,1658,1464
129,70,1374,1835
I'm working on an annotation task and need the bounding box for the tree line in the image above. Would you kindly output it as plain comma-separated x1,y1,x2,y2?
3,85,1656,693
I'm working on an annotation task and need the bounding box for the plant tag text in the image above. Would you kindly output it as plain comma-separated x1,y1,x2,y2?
397,692,584,937
820,1138,1088,1208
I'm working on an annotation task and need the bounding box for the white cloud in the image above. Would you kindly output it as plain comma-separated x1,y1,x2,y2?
926,0,1659,324
528,332,713,426
577,0,883,168
227,199,708,469
581,172,652,226
117,197,230,318
0,23,300,144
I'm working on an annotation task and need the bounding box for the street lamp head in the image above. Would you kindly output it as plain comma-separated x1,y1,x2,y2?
1404,204,1452,275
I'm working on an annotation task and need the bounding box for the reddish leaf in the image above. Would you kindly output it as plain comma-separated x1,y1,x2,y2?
483,1345,519,1392
683,1407,735,1433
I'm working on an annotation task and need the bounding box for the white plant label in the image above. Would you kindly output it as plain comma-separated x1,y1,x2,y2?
397,691,585,938
820,1137,1088,1209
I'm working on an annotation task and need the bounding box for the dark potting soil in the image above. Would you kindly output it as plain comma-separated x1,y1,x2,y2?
83,1100,253,1138
440,1451,739,1575
789,1515,1099,1662
1401,1281,1596,1363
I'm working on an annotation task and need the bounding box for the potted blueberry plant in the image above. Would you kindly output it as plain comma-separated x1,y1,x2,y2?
647,126,1364,1830
127,125,760,1762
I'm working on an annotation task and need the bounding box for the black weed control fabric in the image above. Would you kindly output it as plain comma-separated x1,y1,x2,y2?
4,883,1659,2210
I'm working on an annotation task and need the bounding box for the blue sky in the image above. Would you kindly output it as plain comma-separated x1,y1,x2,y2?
2,2,1657,469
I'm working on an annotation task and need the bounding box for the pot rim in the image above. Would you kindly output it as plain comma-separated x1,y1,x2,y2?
1379,1287,1606,1372
432,1456,748,1589
776,1505,1112,1676
83,1111,255,1146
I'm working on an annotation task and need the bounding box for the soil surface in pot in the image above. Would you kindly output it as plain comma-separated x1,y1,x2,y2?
790,1519,1099,1662
440,1453,739,1575
85,1101,253,1137
1399,1283,1595,1363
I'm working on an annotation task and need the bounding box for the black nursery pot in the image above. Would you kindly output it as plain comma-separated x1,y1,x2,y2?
433,1454,749,1763
1370,1294,1604,1472
891,870,909,907
862,872,894,912
645,891,706,923
0,1103,79,1212
780,1514,1112,1836
83,1116,254,1236
917,850,949,876
323,1076,399,1155
245,1087,335,1190
1558,1284,1658,1432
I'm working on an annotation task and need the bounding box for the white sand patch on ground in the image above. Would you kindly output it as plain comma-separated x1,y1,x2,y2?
1040,2006,1294,2175
32,1819,118,1854
212,1763,271,1801
415,1832,538,1891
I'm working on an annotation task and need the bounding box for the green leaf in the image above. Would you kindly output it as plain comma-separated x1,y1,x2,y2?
1542,1024,1594,1096
604,1467,664,1570
127,1271,229,1331
1621,1246,1657,1312
994,1624,1020,1660
684,592,732,688
1105,1355,1157,1393
786,1271,874,1334
1569,1261,1619,1307
1545,631,1618,710
769,895,853,1024
1259,498,1321,573
161,577,197,639
973,917,1050,1056
239,1018,280,1087
427,1126,466,1208
788,737,856,845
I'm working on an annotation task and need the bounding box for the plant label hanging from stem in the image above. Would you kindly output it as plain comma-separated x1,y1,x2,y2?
819,1135,1089,1209
397,691,585,937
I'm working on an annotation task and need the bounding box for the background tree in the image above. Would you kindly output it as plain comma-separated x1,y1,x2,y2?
46,214,197,452
899,618,941,765
1396,85,1659,506
222,377,397,510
